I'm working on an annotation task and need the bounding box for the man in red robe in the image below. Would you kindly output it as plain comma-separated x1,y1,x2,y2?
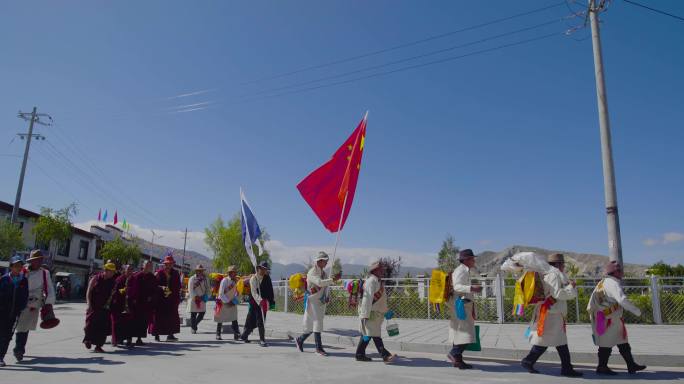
83,262,117,352
111,264,135,348
129,260,158,345
150,255,181,342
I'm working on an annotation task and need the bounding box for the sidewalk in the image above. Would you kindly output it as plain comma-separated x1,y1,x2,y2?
195,304,684,367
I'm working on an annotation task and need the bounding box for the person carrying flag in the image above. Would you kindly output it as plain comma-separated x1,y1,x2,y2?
186,264,210,334
240,261,273,346
295,251,341,356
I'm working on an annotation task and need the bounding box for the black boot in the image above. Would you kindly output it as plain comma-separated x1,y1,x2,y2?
355,337,371,361
13,332,28,362
296,332,311,352
596,347,618,375
521,345,546,374
557,345,583,377
314,332,328,356
618,343,646,374
216,323,222,340
231,321,240,341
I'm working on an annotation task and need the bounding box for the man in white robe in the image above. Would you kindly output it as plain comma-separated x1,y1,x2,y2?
214,266,240,340
588,261,646,375
355,260,396,364
186,264,210,334
521,253,582,377
446,249,481,369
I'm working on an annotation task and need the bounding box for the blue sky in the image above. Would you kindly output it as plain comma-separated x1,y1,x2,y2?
1,0,682,267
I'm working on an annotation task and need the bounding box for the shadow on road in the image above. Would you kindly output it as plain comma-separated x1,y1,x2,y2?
18,355,124,366
326,328,361,337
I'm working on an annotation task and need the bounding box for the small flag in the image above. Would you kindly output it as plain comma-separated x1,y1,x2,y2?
114,210,118,225
297,113,367,232
240,188,262,269
122,218,128,231
103,209,108,222
97,209,102,222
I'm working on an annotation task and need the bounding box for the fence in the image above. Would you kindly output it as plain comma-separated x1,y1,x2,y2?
270,276,684,325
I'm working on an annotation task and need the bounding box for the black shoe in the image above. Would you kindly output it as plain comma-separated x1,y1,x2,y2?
628,363,647,374
191,329,197,334
154,335,160,342
125,341,134,348
596,366,618,376
259,340,268,347
315,349,329,357
216,335,222,340
383,354,397,364
295,337,304,352
355,355,372,362
521,360,540,374
240,334,251,343
136,339,145,346
13,352,23,362
166,335,178,341
233,333,240,341
561,368,583,377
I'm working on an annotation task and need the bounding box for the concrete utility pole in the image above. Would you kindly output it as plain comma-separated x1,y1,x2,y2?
12,107,49,224
589,0,623,265
181,228,188,273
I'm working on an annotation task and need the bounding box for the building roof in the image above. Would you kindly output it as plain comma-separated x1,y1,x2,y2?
0,200,96,238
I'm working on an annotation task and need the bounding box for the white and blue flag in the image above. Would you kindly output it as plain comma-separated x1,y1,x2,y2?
240,188,262,269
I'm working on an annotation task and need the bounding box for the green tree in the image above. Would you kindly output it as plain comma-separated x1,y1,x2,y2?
205,214,271,275
647,261,674,276
332,258,342,276
565,261,580,278
437,234,459,272
0,219,25,260
100,237,142,267
32,204,77,264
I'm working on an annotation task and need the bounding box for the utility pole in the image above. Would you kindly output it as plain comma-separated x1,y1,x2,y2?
181,228,188,274
11,107,49,224
588,0,623,265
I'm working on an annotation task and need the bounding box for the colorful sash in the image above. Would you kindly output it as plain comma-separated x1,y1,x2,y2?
536,296,556,337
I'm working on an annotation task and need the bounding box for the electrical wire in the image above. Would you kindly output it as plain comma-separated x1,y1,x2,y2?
622,0,684,22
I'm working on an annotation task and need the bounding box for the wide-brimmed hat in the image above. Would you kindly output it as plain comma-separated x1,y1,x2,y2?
257,261,270,271
315,251,329,262
459,249,476,261
548,253,565,264
368,260,382,272
104,262,117,272
26,249,44,262
195,264,206,271
605,260,622,276
227,265,237,273
9,255,24,266
163,255,175,265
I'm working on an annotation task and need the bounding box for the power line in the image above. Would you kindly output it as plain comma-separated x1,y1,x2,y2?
622,0,684,22
239,1,568,86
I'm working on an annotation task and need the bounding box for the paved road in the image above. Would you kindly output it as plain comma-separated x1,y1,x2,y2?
1,303,681,383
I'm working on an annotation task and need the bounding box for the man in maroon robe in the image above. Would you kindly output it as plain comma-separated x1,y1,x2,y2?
111,264,135,348
129,260,158,345
83,262,117,353
150,255,181,342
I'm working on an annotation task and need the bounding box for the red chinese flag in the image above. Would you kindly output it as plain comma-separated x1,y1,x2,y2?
297,114,367,233
113,210,118,225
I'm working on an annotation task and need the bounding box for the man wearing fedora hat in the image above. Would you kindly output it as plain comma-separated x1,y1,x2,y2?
295,251,341,356
150,255,182,342
240,261,274,346
587,261,646,375
186,264,210,334
214,265,240,341
13,249,55,362
355,260,396,364
521,253,582,377
446,249,482,370
0,256,29,367
83,262,118,353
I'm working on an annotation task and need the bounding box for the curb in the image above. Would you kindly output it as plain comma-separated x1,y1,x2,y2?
265,328,684,368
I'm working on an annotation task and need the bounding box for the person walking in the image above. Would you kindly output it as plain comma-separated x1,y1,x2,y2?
240,261,273,346
186,264,210,334
0,256,29,367
355,260,396,364
214,266,240,341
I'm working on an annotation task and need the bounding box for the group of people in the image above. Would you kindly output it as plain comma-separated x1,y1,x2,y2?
1,247,648,377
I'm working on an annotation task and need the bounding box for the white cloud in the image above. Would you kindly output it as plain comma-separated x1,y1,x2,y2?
643,232,684,247
74,222,436,268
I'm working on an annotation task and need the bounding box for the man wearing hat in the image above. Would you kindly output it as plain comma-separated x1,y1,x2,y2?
521,253,582,377
587,261,646,375
150,255,182,342
128,260,158,346
355,260,396,364
13,250,56,361
240,261,274,346
83,261,118,352
186,264,210,334
214,265,240,340
446,249,482,369
0,256,29,367
295,251,341,356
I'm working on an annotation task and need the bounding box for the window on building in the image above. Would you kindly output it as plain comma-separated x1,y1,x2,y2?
78,240,89,260
58,240,71,257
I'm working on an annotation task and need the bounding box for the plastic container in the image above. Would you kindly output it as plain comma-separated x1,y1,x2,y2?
386,320,399,337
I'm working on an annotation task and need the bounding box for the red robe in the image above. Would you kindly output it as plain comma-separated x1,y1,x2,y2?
110,274,134,344
83,273,116,347
149,268,181,336
128,271,159,338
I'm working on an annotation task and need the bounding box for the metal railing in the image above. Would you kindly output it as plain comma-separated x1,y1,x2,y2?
270,276,684,325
